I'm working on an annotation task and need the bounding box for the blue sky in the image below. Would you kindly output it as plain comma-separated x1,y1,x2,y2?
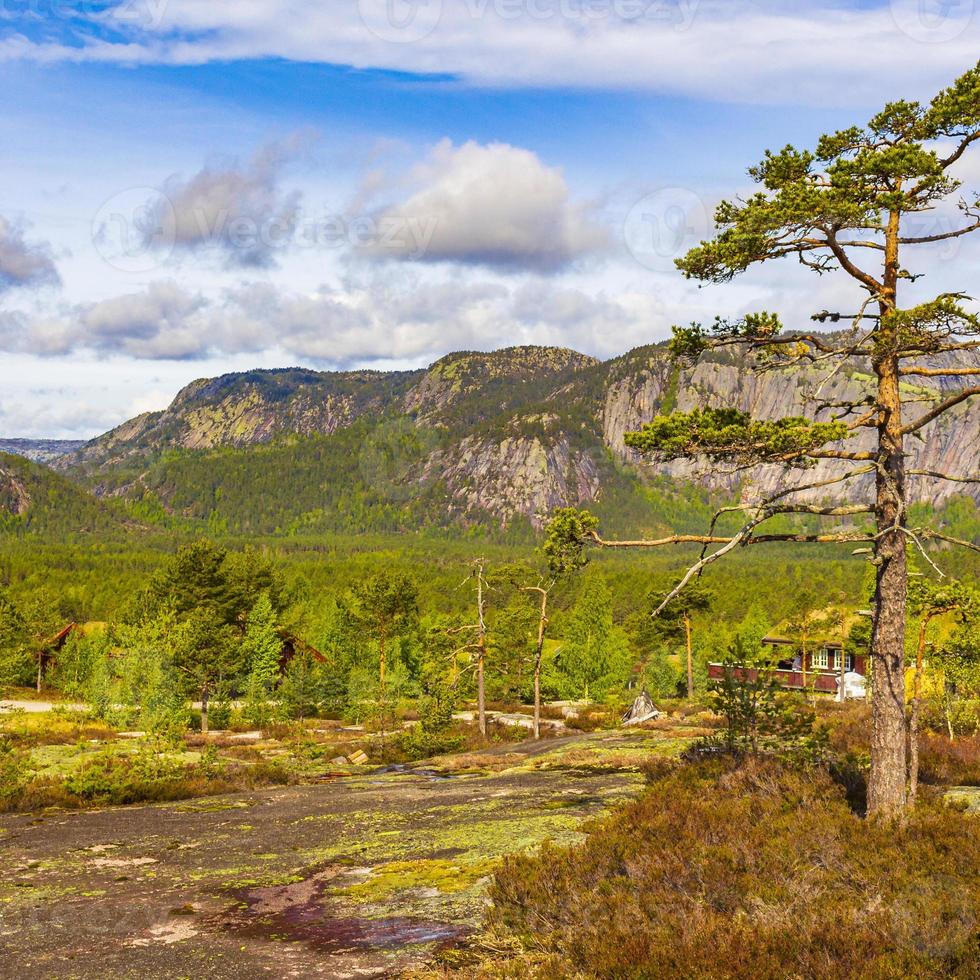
0,0,978,437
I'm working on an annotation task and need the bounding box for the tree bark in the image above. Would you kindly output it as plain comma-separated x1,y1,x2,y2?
867,206,909,818
838,631,846,703
36,655,43,694
684,614,694,700
477,647,486,737
201,685,210,735
476,566,487,738
800,628,808,700
534,589,548,740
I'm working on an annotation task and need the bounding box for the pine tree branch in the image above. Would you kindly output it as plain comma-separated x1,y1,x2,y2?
588,532,731,549
762,466,876,503
589,526,872,552
900,386,980,435
898,340,980,357
643,525,873,618
941,131,980,169
771,504,873,516
807,450,876,461
920,531,980,554
907,468,979,484
823,229,885,295
899,219,980,244
899,366,980,378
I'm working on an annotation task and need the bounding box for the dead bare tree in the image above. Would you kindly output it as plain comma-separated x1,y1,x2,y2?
521,581,552,740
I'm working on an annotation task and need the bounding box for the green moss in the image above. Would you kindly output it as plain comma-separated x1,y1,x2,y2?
173,799,255,813
660,364,681,414
946,787,980,813
337,858,497,902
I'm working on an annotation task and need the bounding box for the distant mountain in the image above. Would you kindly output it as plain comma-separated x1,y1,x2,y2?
0,452,129,535
55,343,979,536
0,438,86,463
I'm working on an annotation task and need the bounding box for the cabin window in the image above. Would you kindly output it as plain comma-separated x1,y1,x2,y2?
812,649,829,670
841,651,854,672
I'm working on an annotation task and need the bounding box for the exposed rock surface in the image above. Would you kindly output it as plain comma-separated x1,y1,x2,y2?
0,461,31,516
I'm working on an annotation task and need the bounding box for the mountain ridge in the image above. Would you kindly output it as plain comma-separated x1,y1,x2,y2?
52,341,979,534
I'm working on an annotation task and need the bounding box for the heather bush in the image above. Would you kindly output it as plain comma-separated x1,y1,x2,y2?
0,737,32,806
482,759,980,979
0,743,292,812
918,733,980,787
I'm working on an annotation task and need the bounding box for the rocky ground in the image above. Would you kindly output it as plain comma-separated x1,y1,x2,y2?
0,731,674,979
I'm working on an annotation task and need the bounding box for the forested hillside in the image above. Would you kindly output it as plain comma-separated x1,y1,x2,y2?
0,453,130,537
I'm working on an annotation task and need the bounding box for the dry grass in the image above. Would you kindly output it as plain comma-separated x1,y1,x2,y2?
427,751,529,773
0,711,116,747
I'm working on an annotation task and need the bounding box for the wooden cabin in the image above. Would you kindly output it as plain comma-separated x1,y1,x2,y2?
707,609,868,699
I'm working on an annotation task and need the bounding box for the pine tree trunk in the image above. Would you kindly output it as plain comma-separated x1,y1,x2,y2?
800,632,807,699
867,208,910,819
838,639,846,702
867,215,909,817
868,494,908,816
533,669,541,741
477,646,486,737
378,632,387,753
201,685,209,735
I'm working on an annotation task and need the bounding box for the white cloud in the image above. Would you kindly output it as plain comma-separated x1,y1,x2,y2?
140,136,309,268
362,140,608,271
0,398,112,439
0,275,665,364
2,2,978,107
0,216,60,293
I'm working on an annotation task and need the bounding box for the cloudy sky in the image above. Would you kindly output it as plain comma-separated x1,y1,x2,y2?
1,0,978,437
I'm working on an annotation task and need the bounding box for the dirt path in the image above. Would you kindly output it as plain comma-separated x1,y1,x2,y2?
0,736,649,979
0,700,87,714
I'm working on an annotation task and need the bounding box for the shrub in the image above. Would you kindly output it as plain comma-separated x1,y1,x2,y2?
482,758,980,979
399,723,466,761
207,701,233,730
918,733,980,787
0,737,32,806
1,744,294,813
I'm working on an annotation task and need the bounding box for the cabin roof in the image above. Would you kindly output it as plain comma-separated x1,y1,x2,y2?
764,605,865,648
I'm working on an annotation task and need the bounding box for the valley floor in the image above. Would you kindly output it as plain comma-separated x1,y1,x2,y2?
0,731,657,979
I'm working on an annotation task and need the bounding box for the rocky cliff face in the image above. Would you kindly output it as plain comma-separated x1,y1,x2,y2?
66,367,423,471
57,343,978,530
422,421,603,526
597,349,979,508
0,459,32,517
